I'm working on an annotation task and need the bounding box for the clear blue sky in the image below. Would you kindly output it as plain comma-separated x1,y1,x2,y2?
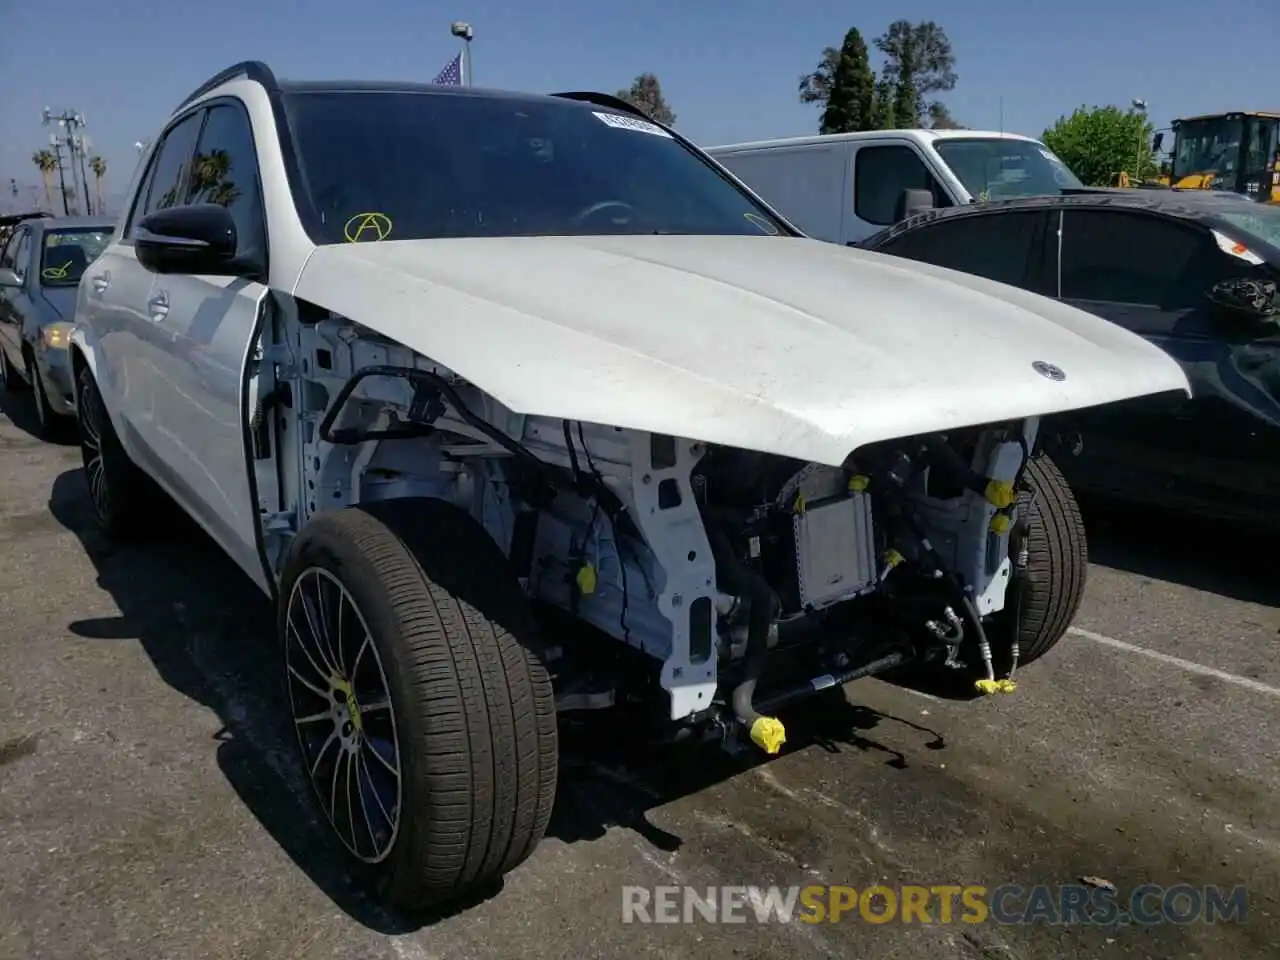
0,0,1273,212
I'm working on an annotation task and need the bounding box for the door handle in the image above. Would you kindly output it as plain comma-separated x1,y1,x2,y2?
147,290,169,321
90,271,111,294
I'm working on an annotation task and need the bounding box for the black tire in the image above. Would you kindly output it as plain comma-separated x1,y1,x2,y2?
1003,453,1087,666
278,497,558,910
0,349,24,393
76,365,159,538
27,353,71,441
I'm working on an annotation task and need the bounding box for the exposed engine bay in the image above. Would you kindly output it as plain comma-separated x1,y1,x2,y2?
258,316,1041,755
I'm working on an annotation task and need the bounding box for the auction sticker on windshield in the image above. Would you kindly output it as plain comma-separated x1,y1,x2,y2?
593,111,672,138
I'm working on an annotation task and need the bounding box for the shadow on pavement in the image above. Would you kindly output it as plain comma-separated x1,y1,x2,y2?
1078,495,1280,608
46,466,935,932
0,378,77,447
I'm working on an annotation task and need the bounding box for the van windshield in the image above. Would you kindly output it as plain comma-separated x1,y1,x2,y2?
934,138,1084,200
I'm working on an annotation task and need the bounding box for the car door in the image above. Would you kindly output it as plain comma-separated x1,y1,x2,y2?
0,228,31,371
847,142,954,245
867,209,1051,292
144,98,272,591
1053,206,1279,518
84,109,205,474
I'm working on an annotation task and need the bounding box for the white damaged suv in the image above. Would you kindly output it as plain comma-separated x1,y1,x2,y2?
70,62,1190,909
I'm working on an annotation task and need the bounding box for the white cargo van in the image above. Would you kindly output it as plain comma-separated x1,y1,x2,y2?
706,129,1085,245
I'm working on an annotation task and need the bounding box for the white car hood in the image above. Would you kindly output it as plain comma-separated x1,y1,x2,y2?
294,234,1190,467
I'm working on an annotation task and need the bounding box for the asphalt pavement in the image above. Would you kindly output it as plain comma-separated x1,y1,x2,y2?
1,388,1278,960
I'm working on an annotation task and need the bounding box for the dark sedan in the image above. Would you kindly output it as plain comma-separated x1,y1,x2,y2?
0,215,114,437
861,190,1280,529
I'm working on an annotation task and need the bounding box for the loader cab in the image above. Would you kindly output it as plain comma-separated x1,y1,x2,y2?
1168,112,1280,203
706,130,1084,246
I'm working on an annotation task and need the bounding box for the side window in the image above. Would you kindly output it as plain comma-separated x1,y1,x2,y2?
876,212,1043,289
11,231,31,279
185,104,266,258
0,230,22,270
139,111,205,220
1060,210,1207,308
854,145,952,227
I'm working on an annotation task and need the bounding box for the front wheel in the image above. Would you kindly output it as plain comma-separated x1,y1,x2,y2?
997,453,1088,667
278,497,558,910
28,354,72,441
76,365,158,538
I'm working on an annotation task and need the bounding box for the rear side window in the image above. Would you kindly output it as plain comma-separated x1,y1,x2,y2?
0,229,23,270
876,211,1043,289
854,145,951,227
185,103,266,260
1060,210,1206,307
10,231,31,279
138,111,205,222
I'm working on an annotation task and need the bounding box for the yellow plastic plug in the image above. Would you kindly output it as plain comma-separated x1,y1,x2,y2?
750,716,787,754
575,562,597,595
848,474,870,493
989,513,1012,534
882,549,904,569
974,678,1001,695
984,480,1016,509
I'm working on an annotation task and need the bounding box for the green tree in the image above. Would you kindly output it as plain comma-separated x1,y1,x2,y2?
31,149,57,212
89,155,107,213
798,28,876,134
874,20,957,129
1041,105,1156,186
869,78,895,129
615,73,676,126
926,102,964,130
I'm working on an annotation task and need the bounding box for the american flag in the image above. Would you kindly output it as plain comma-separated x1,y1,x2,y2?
433,52,463,86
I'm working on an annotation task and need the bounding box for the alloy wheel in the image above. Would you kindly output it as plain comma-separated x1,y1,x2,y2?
284,567,402,863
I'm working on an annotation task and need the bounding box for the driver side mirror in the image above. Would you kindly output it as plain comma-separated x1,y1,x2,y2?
1206,277,1279,325
0,267,21,288
895,188,935,223
135,204,242,276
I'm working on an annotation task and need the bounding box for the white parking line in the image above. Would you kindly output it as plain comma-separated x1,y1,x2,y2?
1067,626,1280,699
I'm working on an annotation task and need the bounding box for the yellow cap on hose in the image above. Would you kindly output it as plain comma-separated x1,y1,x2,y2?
984,479,1016,509
575,562,597,595
974,678,1017,695
750,716,787,754
989,513,1012,534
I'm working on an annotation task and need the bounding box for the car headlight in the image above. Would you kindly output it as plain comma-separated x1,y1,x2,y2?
41,323,74,349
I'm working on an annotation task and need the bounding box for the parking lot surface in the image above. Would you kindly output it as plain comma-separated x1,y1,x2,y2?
1,392,1278,960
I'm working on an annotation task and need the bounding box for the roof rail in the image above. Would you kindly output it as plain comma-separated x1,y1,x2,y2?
550,91,655,121
174,60,279,113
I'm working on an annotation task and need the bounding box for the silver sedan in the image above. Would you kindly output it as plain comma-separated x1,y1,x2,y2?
0,216,114,438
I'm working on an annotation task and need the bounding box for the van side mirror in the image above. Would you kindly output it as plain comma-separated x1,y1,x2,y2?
0,267,21,288
895,189,934,222
1206,277,1278,326
1151,132,1164,154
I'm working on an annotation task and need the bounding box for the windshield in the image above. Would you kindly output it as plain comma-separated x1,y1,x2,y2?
281,90,789,243
1217,206,1280,254
1172,117,1243,182
39,228,111,286
933,138,1083,200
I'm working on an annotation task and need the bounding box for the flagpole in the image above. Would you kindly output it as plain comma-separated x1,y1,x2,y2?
451,21,474,86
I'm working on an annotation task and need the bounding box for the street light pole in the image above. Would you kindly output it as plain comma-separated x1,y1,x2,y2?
1132,98,1148,182
43,107,91,214
451,21,474,86
48,136,71,215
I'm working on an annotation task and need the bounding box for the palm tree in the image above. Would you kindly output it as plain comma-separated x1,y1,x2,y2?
90,156,107,214
31,149,57,212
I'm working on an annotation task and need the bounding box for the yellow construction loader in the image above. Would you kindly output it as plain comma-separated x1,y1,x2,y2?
1148,110,1280,203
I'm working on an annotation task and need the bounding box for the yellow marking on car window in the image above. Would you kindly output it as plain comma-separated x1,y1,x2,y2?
41,261,72,280
344,212,393,243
